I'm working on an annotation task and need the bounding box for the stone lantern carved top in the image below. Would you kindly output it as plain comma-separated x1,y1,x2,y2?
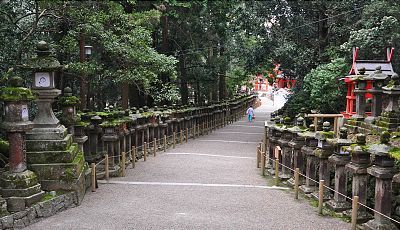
383,73,400,91
29,41,61,71
288,117,307,133
327,127,352,147
365,66,389,80
315,121,334,141
0,77,36,102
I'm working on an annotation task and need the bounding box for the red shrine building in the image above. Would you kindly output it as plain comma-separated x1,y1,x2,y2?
252,63,296,91
342,47,395,118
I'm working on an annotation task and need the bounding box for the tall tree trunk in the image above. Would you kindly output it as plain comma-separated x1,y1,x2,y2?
179,54,188,105
318,4,328,62
79,33,88,111
219,43,226,101
122,83,129,109
160,14,169,83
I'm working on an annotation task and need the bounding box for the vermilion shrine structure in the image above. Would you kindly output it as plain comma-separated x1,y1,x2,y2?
342,47,395,118
253,64,296,91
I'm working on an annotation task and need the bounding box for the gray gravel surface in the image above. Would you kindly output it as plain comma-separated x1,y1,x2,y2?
26,98,350,230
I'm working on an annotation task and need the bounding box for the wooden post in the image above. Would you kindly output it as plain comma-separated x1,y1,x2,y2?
163,135,167,152
314,117,318,132
261,151,266,176
192,127,195,140
351,196,359,230
275,158,279,186
144,142,147,161
180,131,183,144
91,163,96,192
202,123,205,135
256,146,261,168
121,152,126,177
333,117,338,136
186,128,189,142
294,168,300,199
318,180,325,215
105,154,109,182
173,132,176,148
153,138,157,156
131,146,136,168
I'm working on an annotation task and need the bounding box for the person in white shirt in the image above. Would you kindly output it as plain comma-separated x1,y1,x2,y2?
246,105,254,122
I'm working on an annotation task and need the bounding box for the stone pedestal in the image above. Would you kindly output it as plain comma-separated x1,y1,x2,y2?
364,133,398,230
326,154,351,211
312,122,334,201
0,82,45,211
345,133,372,223
288,117,306,184
276,119,293,180
299,126,318,194
102,126,120,176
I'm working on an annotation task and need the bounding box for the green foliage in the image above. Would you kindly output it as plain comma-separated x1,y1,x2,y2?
151,83,181,105
280,58,348,117
58,96,80,106
0,87,36,101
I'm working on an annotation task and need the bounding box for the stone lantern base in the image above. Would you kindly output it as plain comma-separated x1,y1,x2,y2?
26,132,86,203
325,199,351,212
363,218,399,230
0,170,44,212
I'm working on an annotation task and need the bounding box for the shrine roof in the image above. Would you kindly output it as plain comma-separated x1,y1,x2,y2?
351,60,394,76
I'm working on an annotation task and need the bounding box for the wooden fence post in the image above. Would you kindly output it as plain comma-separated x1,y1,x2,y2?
153,138,157,156
294,168,300,199
261,151,266,176
351,196,359,230
131,146,136,168
91,163,96,192
186,128,189,142
105,154,109,182
144,142,147,161
164,135,167,152
121,152,126,177
173,132,176,148
318,180,325,215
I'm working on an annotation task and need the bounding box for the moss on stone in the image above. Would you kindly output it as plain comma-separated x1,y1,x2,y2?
59,96,80,106
0,87,36,101
0,139,9,155
388,147,400,160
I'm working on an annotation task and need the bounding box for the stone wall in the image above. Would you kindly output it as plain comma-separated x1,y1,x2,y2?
0,192,78,229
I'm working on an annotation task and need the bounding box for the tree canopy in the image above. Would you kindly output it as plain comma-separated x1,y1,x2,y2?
1,0,399,115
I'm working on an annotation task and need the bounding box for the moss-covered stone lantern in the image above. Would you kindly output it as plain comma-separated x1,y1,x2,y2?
0,76,44,212
326,127,352,212
363,132,398,230
346,133,372,222
26,41,86,202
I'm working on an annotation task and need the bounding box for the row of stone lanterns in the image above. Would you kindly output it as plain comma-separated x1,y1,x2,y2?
266,114,398,229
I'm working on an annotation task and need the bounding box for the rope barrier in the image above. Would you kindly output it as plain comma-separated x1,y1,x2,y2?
263,144,400,225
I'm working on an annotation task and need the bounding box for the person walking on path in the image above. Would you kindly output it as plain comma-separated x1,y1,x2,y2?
246,105,254,122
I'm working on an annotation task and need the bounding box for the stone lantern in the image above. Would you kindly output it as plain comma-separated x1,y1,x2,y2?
0,76,44,211
313,121,334,200
288,117,306,183
375,73,400,132
299,124,318,194
364,66,389,123
326,127,352,211
352,67,369,120
276,117,293,180
26,41,86,201
346,133,372,222
363,132,398,230
85,115,102,162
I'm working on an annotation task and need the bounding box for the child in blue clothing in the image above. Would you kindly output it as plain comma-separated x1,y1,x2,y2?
246,105,254,122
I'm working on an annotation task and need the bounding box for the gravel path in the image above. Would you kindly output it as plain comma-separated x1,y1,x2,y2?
27,97,350,230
